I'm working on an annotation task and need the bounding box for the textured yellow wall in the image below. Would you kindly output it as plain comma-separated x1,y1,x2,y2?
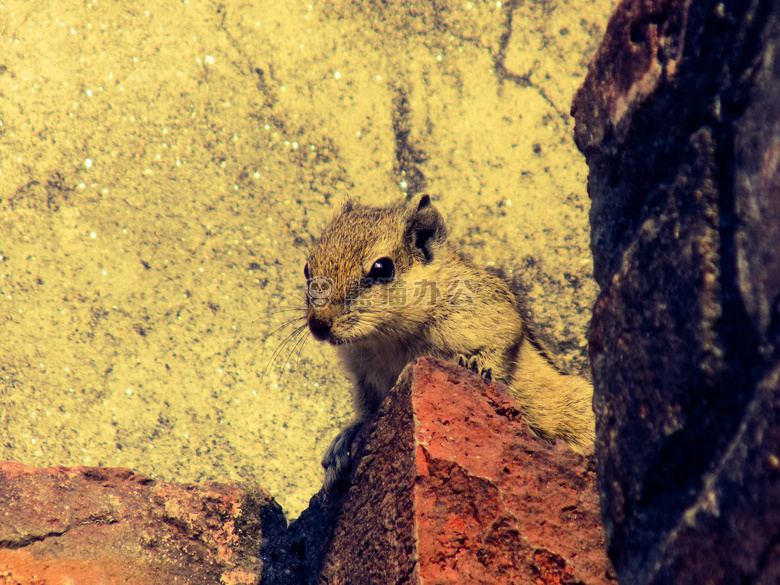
0,0,618,517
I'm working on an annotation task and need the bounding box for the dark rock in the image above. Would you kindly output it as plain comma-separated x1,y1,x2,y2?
0,463,284,584
572,0,780,583
263,484,346,585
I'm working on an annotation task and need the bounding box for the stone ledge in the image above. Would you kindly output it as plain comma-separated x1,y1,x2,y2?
0,358,612,584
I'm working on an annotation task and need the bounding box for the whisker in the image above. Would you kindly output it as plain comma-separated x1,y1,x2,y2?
273,324,310,387
283,324,311,375
262,316,306,345
295,334,310,371
262,322,309,382
250,315,305,364
249,306,305,322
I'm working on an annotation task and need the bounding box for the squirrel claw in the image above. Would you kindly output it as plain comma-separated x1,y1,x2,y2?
457,354,493,380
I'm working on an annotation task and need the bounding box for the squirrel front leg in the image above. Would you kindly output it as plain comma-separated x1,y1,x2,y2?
321,420,363,492
321,376,386,492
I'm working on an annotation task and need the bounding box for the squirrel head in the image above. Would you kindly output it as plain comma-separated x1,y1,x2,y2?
304,193,448,344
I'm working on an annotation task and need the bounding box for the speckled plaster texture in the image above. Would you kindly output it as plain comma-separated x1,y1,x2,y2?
0,0,617,517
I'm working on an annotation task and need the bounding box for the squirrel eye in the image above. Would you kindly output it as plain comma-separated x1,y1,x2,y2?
303,263,310,280
367,257,395,281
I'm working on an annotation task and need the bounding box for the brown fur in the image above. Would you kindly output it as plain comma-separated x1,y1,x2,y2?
305,194,594,490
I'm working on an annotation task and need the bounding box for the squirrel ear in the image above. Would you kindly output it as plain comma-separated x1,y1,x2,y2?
403,193,448,261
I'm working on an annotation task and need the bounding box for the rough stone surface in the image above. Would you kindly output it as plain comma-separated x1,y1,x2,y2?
0,463,286,585
315,358,612,585
572,0,780,583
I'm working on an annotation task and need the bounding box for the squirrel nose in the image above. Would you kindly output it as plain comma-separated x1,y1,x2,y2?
308,313,332,341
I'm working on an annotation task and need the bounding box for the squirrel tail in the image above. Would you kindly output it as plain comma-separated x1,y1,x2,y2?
509,340,595,452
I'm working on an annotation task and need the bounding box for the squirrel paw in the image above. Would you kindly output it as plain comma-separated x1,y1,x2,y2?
321,421,363,492
457,354,493,381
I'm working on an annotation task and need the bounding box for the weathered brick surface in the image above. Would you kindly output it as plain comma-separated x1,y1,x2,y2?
0,463,285,585
318,358,612,584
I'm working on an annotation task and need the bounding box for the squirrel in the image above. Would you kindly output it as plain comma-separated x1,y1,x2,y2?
304,193,595,491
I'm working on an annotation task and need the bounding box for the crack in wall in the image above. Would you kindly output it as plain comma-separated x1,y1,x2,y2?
493,0,570,124
0,527,70,550
424,0,571,125
391,86,428,198
210,0,280,110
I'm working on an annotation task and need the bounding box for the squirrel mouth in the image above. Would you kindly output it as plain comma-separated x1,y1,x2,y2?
308,325,350,346
307,313,359,346
309,327,331,342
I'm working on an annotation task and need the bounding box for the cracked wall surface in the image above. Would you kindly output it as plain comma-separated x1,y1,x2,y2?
0,0,618,517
